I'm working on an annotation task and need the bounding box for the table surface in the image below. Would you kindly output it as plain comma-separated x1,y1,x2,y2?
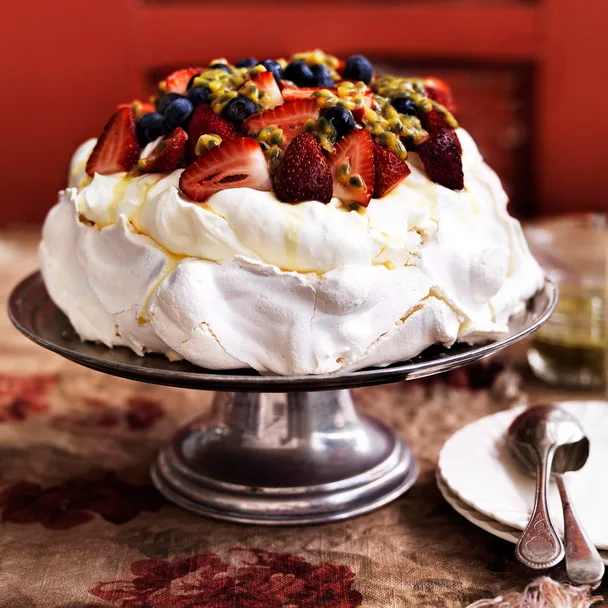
0,229,605,608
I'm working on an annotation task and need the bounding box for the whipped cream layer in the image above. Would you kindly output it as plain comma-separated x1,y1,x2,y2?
40,129,543,375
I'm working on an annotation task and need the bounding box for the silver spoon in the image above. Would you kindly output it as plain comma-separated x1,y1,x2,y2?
507,404,604,584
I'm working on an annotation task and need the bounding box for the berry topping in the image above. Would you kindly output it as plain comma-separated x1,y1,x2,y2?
179,137,272,203
259,59,282,83
86,107,140,177
283,61,314,87
165,67,204,95
424,77,456,114
273,133,332,204
329,129,375,207
343,55,373,85
419,109,450,135
157,93,182,115
249,71,283,109
221,96,258,126
209,63,232,73
137,112,166,146
242,99,320,148
187,104,238,159
310,64,334,87
128,100,155,119
235,57,258,68
417,129,464,190
139,127,188,173
391,97,418,116
164,97,194,130
320,106,355,140
372,141,411,198
281,87,337,102
186,86,211,108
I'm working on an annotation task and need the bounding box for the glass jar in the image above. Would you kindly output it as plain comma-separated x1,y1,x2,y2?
524,214,606,389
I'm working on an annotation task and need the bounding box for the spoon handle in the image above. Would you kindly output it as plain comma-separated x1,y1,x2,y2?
555,473,605,586
515,445,564,569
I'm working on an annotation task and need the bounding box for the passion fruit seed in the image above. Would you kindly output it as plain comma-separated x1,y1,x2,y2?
375,132,408,160
195,134,222,156
265,144,284,170
348,175,365,190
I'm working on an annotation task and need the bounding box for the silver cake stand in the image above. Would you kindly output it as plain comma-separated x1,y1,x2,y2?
8,272,557,525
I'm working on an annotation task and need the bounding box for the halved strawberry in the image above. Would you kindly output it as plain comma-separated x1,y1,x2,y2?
242,100,320,148
373,142,411,198
165,67,204,95
86,107,140,176
329,129,375,207
139,127,188,173
273,133,332,204
179,138,272,203
187,104,238,159
417,129,464,190
250,71,283,109
419,109,450,135
424,77,456,114
282,87,336,102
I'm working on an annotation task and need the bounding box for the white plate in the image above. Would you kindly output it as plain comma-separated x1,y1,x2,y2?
438,401,608,549
436,472,608,566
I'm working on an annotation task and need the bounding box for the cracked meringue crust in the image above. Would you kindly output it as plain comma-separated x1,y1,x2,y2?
39,128,543,375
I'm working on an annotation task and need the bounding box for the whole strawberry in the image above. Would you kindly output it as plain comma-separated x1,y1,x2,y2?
273,133,333,204
417,130,464,190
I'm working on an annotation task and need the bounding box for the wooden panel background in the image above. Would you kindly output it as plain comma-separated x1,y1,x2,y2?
1,0,606,226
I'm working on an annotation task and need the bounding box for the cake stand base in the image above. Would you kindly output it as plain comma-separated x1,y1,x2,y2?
151,389,418,525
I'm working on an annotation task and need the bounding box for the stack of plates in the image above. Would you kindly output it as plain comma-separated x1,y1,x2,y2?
437,401,608,564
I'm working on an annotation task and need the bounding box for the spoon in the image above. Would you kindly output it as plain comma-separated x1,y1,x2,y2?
507,404,604,584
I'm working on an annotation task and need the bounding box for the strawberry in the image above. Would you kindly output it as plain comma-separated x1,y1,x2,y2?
187,104,238,159
250,71,283,109
179,137,272,203
165,67,204,95
424,77,456,114
329,129,375,207
139,127,188,173
273,133,332,204
282,87,336,102
372,142,411,198
118,100,155,118
351,91,375,121
419,109,450,134
242,100,320,148
417,129,464,190
86,107,140,176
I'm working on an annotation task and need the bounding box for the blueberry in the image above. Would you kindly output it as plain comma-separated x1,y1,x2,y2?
137,112,166,146
221,96,257,126
310,64,334,88
186,73,202,90
343,55,374,85
320,106,355,140
164,97,194,130
187,86,211,108
235,57,258,68
209,63,232,73
391,97,418,116
157,93,182,115
283,61,314,87
259,59,282,83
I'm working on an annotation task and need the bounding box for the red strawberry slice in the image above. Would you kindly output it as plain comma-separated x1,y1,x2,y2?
424,77,456,114
329,129,375,207
179,137,272,203
242,100,320,148
282,87,336,102
250,71,283,109
273,133,332,204
139,127,188,173
417,129,464,190
372,142,411,198
187,104,238,159
165,67,204,94
86,107,140,176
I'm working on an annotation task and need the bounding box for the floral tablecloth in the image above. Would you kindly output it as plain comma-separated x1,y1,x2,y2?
0,229,605,608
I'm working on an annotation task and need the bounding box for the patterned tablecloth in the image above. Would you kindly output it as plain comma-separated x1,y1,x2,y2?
0,229,605,608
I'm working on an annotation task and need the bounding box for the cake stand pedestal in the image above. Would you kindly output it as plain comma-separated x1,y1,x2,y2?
8,273,557,525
